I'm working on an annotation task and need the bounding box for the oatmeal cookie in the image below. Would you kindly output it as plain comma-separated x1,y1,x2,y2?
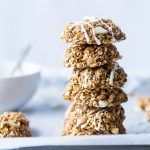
70,63,127,89
61,17,126,45
0,112,31,137
138,96,150,121
63,105,125,135
64,83,128,108
64,44,121,69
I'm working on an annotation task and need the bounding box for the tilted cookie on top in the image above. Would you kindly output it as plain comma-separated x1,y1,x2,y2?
61,17,126,45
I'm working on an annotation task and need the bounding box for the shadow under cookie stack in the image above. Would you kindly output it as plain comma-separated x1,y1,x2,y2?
61,17,128,135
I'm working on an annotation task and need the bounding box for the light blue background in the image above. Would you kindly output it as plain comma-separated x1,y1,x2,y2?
0,0,149,73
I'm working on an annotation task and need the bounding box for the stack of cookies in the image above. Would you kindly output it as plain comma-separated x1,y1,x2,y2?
61,17,128,135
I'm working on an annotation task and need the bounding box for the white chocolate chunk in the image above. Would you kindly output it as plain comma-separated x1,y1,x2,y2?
111,128,119,134
99,101,108,107
94,27,108,34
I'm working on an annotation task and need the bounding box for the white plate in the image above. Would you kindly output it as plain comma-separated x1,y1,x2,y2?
0,70,150,149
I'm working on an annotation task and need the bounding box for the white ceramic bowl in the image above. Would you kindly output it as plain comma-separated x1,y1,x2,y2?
0,61,41,112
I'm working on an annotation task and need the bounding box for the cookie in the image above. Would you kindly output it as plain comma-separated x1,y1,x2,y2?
64,44,121,69
70,63,127,89
0,112,31,137
64,83,128,108
61,17,126,45
63,105,125,136
138,96,150,121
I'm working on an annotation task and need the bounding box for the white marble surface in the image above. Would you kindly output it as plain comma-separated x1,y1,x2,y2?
1,71,150,149
20,96,150,137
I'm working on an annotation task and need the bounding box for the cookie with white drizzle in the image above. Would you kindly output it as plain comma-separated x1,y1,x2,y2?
63,104,126,136
70,63,127,89
63,44,121,69
64,83,128,108
61,16,126,45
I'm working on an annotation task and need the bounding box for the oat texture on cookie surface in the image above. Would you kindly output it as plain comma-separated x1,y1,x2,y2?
0,112,31,137
61,16,127,135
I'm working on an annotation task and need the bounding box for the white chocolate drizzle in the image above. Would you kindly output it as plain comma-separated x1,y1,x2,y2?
80,24,90,43
81,119,90,129
86,22,101,45
76,118,82,126
80,16,108,45
76,107,103,130
98,17,116,42
87,109,97,116
83,69,89,88
93,112,102,131
109,63,120,85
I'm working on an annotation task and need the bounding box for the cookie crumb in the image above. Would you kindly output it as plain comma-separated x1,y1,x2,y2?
137,96,150,121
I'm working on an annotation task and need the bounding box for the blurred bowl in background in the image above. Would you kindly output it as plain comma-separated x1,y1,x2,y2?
0,61,41,112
